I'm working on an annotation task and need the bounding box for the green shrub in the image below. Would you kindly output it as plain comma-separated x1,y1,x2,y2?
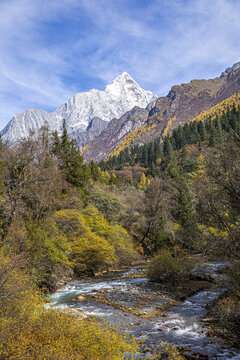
214,296,240,337
87,186,125,221
226,261,240,298
147,248,193,284
27,219,71,284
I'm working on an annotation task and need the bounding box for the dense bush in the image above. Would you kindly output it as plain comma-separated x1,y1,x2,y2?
226,261,240,298
53,209,116,275
147,248,193,284
214,295,240,338
82,205,137,265
86,185,125,221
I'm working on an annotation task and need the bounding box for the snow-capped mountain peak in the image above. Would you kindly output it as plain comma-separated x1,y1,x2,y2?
109,72,136,85
1,73,157,143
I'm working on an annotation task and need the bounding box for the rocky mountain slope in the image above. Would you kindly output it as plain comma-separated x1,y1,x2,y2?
221,61,240,77
83,63,240,161
1,72,156,143
83,107,149,162
74,117,108,149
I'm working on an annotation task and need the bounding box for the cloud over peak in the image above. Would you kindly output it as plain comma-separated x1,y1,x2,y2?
0,0,240,128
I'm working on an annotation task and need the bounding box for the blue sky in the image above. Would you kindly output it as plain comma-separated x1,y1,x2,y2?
0,0,240,129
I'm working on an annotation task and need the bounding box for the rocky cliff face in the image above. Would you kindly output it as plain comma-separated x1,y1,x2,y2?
220,61,240,78
1,72,156,143
74,117,108,149
136,66,240,144
83,107,149,162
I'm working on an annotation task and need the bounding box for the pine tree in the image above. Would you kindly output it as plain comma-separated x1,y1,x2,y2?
176,126,185,149
215,116,223,144
183,123,192,144
176,179,196,231
142,145,148,167
119,151,126,165
52,119,87,188
198,121,206,141
52,130,62,157
153,139,161,162
163,137,173,164
90,160,100,181
209,124,217,147
190,122,200,144
148,142,155,165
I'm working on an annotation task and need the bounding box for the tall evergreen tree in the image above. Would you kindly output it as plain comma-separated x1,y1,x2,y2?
198,121,206,141
163,137,173,164
52,120,87,188
143,144,149,167
209,123,217,147
215,116,223,144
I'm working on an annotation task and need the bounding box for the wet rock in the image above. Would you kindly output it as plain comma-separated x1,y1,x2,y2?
61,308,87,319
190,273,214,282
201,317,215,323
75,294,86,301
183,352,209,360
159,353,169,359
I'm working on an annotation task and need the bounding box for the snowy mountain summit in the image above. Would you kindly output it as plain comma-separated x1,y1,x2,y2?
1,72,157,143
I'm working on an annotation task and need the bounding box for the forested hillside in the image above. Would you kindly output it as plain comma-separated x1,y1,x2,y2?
102,95,240,174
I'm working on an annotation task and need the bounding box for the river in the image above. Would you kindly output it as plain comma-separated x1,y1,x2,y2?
48,263,240,359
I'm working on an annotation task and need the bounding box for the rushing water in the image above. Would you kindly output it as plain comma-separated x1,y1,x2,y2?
49,264,240,359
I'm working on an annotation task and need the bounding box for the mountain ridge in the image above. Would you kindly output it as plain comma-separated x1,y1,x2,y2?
83,65,240,161
1,72,157,143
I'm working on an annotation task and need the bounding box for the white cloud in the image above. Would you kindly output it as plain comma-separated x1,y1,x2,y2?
0,0,240,129
70,0,240,90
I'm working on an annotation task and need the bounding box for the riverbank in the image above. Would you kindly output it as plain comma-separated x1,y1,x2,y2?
203,292,240,350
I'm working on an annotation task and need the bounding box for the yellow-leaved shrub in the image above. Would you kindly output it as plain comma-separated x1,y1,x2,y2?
53,209,116,275
82,205,137,265
0,254,140,360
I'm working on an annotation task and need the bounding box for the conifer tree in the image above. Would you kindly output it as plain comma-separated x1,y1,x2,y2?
52,130,62,157
209,124,217,147
190,122,200,144
142,145,148,167
52,119,87,188
215,116,223,144
198,121,206,141
148,142,155,165
90,160,100,181
153,139,161,162
163,137,173,164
